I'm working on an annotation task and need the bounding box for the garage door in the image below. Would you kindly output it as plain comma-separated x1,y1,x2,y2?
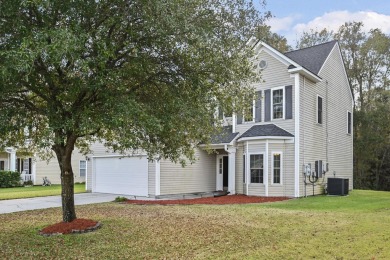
94,156,148,196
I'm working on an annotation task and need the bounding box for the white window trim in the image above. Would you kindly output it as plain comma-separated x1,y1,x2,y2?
79,160,87,177
271,152,283,185
347,110,352,135
316,95,323,125
243,99,255,123
271,86,285,120
249,153,265,184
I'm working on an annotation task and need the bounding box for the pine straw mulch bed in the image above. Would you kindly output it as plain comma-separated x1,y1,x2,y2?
39,195,289,236
125,194,291,205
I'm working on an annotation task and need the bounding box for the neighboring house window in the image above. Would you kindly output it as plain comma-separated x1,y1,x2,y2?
272,153,282,184
317,96,323,124
0,161,4,171
79,160,87,177
250,154,263,183
272,88,284,119
347,111,352,134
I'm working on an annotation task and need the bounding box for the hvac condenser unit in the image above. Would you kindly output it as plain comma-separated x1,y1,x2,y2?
327,178,349,196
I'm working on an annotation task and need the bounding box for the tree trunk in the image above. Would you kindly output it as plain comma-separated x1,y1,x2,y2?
53,136,77,222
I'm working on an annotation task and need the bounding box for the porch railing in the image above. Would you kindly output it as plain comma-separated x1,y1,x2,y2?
20,172,34,183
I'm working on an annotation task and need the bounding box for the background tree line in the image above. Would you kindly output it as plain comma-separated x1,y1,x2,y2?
296,22,390,190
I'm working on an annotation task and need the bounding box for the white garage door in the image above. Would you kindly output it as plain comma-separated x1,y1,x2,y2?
94,156,148,196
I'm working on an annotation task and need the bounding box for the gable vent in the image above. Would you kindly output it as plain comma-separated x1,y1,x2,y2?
258,60,268,70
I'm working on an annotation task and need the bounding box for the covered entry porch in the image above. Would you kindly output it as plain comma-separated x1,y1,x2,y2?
0,148,35,183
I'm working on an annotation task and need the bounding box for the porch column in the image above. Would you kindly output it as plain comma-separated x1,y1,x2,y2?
227,147,236,194
31,160,36,185
155,160,161,196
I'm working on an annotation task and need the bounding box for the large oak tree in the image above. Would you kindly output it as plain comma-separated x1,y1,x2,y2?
0,0,268,221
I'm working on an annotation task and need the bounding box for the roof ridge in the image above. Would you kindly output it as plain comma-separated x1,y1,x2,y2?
285,40,337,54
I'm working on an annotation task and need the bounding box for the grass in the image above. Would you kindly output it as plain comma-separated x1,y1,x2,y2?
1,190,390,259
0,183,86,200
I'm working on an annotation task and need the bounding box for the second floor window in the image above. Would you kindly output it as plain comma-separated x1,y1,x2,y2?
347,111,352,134
317,96,323,124
272,88,284,119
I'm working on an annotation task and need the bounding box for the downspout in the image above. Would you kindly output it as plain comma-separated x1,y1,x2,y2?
265,139,269,196
294,74,300,198
246,141,249,195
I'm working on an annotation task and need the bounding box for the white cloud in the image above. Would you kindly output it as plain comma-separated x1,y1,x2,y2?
294,11,390,35
266,14,301,32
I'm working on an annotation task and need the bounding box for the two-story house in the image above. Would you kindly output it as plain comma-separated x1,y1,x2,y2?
3,40,353,197
83,40,352,198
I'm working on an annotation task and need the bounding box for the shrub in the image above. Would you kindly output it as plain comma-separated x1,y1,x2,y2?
0,171,22,188
114,196,128,202
24,180,33,186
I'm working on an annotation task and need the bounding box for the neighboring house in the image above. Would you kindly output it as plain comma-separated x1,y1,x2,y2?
83,40,353,198
1,40,353,197
0,148,86,185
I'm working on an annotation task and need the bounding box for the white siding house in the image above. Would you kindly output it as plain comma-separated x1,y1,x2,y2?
3,40,352,198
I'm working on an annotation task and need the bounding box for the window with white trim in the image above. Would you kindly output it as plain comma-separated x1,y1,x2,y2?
272,153,282,184
317,96,323,124
272,88,284,119
347,111,352,134
79,160,87,177
250,154,263,183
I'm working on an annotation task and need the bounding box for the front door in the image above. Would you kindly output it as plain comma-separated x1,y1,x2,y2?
216,155,229,191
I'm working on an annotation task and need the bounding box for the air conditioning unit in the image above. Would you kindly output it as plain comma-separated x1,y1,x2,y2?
327,178,349,196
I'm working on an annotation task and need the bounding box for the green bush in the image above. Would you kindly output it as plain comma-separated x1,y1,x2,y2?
114,196,128,202
0,171,22,188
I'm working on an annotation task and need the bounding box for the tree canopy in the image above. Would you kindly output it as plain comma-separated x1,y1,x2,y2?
0,0,269,221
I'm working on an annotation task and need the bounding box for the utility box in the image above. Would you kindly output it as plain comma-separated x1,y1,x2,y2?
327,178,349,196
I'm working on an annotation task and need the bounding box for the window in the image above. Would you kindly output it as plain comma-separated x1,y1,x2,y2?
272,88,284,119
347,111,352,134
250,154,263,183
79,160,87,177
0,161,4,171
243,100,255,123
272,153,282,184
317,96,323,124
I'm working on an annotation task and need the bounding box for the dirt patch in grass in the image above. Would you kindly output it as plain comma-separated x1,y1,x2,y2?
39,218,101,236
125,194,290,205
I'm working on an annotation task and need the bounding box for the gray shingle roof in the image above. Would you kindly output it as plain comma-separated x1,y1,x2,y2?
210,126,239,144
239,124,294,139
284,40,337,75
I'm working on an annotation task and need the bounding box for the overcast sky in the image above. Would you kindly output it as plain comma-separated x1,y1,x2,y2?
260,0,390,46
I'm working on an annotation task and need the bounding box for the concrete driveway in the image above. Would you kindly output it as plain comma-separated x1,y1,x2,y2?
0,193,139,214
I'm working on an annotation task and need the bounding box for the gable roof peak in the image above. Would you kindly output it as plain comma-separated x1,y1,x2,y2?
284,40,338,75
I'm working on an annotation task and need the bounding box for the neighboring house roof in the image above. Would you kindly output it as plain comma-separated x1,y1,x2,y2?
210,126,239,144
284,40,337,75
239,124,294,139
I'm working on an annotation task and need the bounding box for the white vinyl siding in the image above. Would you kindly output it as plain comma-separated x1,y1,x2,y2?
159,148,216,195
299,44,353,196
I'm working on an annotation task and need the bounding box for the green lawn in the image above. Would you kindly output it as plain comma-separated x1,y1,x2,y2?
0,183,86,200
1,190,390,259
